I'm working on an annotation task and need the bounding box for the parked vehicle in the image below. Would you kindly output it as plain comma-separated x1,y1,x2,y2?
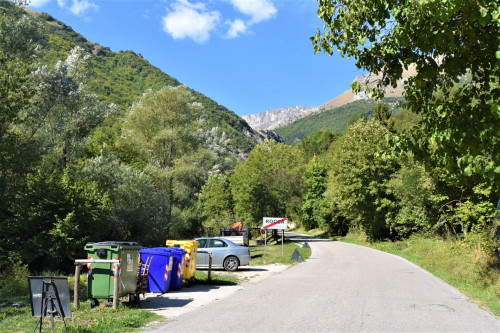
194,237,251,271
220,221,250,246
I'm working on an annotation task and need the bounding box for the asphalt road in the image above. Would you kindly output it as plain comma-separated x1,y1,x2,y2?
145,233,500,332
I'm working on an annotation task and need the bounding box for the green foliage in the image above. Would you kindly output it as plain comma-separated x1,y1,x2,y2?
117,86,218,240
347,112,366,126
386,161,440,238
199,173,235,233
249,240,312,266
231,140,305,226
325,120,398,240
0,252,30,299
372,103,391,122
392,109,421,133
312,0,500,196
13,170,112,272
294,129,339,160
33,10,258,155
275,98,401,145
74,155,170,246
301,157,328,230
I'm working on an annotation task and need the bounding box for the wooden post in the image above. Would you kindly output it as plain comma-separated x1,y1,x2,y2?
74,265,81,310
113,264,120,310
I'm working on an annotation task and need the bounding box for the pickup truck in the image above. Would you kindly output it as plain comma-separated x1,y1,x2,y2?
220,228,249,246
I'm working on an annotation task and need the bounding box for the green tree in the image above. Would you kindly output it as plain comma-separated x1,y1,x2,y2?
118,85,207,239
75,155,171,246
347,113,366,127
198,173,234,235
386,160,441,238
325,120,398,240
33,47,114,171
372,103,391,122
0,0,43,182
312,0,500,194
294,129,339,160
301,156,328,230
13,170,111,272
231,140,304,226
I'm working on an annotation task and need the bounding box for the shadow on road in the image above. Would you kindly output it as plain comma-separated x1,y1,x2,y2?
141,296,194,310
285,232,334,243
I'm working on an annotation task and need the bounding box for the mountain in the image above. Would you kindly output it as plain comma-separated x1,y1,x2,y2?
24,8,265,156
242,105,319,131
320,65,416,111
274,98,402,145
243,66,415,137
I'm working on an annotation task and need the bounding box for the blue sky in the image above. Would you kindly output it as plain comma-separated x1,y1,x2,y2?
28,0,364,116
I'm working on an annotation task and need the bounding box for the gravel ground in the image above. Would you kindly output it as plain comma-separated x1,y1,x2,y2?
140,264,289,320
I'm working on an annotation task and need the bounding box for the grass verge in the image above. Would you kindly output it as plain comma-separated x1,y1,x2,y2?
341,231,500,316
249,238,311,266
0,274,162,333
194,270,239,285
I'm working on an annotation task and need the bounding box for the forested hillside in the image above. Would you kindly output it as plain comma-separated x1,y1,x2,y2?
26,8,259,154
0,0,499,308
0,0,252,276
274,98,401,145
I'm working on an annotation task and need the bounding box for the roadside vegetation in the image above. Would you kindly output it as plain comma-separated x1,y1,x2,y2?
249,239,312,266
0,0,499,330
0,272,161,333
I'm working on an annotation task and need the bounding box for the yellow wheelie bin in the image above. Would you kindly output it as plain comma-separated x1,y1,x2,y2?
165,240,199,286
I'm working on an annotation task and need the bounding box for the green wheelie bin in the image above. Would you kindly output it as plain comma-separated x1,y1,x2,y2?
85,241,142,308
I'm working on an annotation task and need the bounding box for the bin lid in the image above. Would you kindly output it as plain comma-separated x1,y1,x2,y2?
85,241,141,248
140,247,173,255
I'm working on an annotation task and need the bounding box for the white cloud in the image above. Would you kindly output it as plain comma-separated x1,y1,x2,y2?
162,0,220,43
57,0,98,16
29,0,51,7
225,19,247,38
228,0,277,24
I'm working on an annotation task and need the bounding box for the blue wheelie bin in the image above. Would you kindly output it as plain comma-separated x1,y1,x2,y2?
139,247,174,293
168,247,186,291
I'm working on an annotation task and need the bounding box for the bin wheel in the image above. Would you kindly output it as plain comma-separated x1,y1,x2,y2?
190,277,196,285
185,279,192,288
108,298,122,306
90,298,99,309
130,293,140,304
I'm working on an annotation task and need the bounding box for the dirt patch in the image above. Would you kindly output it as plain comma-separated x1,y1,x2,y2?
140,264,288,319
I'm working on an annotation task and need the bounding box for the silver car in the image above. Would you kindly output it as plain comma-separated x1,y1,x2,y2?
195,237,251,271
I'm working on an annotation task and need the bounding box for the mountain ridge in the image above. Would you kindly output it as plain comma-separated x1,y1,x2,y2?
25,8,266,157
243,66,415,134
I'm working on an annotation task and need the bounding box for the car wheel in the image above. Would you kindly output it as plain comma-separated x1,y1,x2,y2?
223,256,239,271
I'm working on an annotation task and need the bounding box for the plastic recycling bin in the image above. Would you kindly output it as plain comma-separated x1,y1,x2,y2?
168,247,186,291
166,240,199,284
139,247,174,293
85,241,142,307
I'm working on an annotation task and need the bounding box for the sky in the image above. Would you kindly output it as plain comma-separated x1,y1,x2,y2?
28,0,364,116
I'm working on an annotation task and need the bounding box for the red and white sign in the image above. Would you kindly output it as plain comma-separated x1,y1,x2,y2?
263,217,288,230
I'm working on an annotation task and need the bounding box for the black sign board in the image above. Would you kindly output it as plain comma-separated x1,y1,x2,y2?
29,276,71,332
